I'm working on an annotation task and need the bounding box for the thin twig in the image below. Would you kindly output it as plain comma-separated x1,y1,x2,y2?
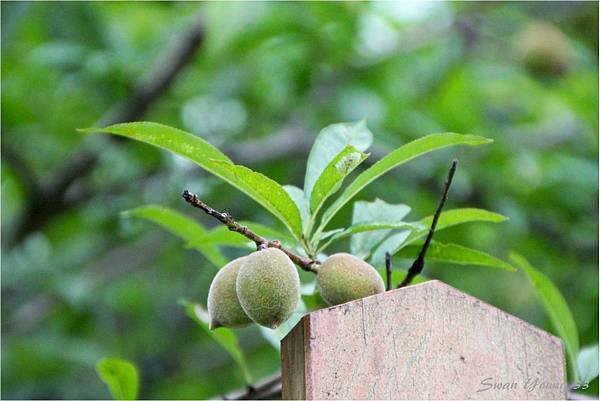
385,251,393,291
182,190,319,273
398,160,458,288
224,374,282,400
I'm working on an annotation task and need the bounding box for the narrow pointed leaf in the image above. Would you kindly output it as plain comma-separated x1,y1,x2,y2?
405,208,508,245
189,227,253,249
319,221,423,253
377,269,430,287
395,242,516,271
317,133,493,233
212,160,302,239
122,205,226,266
370,208,506,265
318,228,345,241
335,222,423,242
82,122,302,239
304,120,373,201
96,358,139,400
310,145,368,213
186,222,296,250
509,252,579,381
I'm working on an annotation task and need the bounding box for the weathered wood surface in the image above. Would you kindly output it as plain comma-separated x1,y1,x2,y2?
281,280,566,400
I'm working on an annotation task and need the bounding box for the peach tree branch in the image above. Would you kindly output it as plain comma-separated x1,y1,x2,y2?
182,190,319,273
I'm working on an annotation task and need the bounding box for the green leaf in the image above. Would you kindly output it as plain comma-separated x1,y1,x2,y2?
406,208,508,245
395,242,516,271
309,145,368,214
213,160,302,239
179,300,252,384
189,226,253,249
318,221,422,254
349,199,412,258
96,358,139,400
303,120,373,204
187,221,296,250
302,291,329,311
509,252,579,381
122,205,226,266
316,133,493,235
318,228,345,241
82,122,302,239
377,269,430,288
577,344,599,384
421,208,506,230
258,300,307,352
370,208,506,265
284,185,310,229
370,231,413,266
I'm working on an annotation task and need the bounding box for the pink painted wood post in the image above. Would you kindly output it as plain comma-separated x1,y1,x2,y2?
281,280,567,400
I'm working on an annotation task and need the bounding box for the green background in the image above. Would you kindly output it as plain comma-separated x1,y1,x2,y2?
2,2,598,399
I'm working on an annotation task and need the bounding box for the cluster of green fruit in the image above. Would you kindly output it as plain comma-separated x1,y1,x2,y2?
208,249,385,329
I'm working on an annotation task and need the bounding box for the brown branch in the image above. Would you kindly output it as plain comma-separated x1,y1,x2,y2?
182,190,319,273
8,15,205,247
397,159,458,288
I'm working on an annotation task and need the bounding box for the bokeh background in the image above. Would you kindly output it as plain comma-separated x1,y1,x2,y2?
1,1,598,399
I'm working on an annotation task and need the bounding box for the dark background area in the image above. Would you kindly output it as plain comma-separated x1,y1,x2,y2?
1,2,598,399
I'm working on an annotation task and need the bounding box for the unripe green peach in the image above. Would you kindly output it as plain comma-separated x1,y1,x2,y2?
516,21,571,76
207,256,252,330
317,253,385,306
236,248,300,329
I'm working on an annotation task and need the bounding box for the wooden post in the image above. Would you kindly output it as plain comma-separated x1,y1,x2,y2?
281,280,566,400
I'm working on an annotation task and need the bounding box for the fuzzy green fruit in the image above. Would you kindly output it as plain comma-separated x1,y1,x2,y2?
207,256,252,330
236,248,300,329
317,253,385,306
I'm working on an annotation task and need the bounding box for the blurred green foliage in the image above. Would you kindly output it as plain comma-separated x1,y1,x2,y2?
1,2,597,399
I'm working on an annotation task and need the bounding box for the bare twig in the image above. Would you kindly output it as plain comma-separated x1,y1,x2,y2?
385,251,393,291
224,374,282,400
397,160,458,288
9,15,205,246
182,190,319,273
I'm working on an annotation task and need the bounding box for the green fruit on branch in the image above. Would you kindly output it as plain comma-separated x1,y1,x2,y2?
516,21,572,76
317,253,385,306
236,248,300,329
207,256,252,330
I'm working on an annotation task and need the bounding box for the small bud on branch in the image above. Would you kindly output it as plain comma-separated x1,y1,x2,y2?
385,251,393,291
